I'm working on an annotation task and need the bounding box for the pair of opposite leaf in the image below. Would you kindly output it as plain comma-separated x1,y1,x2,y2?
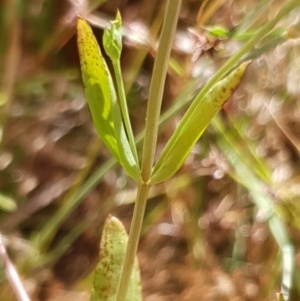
77,16,249,184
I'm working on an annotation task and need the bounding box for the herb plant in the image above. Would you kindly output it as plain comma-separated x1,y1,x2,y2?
76,1,300,300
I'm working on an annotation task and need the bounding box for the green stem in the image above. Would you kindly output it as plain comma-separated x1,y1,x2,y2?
115,1,182,301
113,60,139,164
141,0,182,181
115,183,149,301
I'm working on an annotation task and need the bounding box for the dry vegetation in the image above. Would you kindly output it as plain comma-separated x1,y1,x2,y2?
1,0,300,300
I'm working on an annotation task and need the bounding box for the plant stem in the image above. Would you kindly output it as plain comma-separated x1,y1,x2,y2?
0,237,30,301
115,1,182,301
113,60,139,165
141,0,182,181
115,183,149,301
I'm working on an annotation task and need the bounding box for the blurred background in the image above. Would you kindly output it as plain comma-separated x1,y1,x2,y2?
1,0,300,300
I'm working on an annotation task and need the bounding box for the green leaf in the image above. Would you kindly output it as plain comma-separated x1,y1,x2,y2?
90,215,141,301
204,25,230,38
103,11,122,61
0,193,16,212
77,18,140,181
151,61,250,184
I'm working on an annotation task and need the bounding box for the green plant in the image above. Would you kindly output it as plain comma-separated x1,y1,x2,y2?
76,1,300,301
77,5,247,301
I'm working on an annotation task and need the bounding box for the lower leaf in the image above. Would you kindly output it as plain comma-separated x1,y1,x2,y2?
90,215,142,301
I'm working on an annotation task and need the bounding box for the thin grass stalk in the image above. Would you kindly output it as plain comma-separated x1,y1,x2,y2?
213,117,294,301
0,237,30,301
191,0,300,108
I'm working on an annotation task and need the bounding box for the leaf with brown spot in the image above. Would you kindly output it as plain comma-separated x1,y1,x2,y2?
151,61,250,184
77,17,140,181
90,215,141,301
